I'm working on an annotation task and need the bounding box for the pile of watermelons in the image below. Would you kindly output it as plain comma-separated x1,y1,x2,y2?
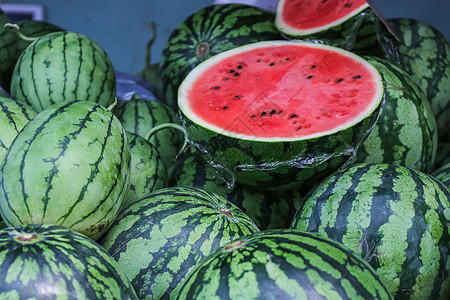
0,1,448,299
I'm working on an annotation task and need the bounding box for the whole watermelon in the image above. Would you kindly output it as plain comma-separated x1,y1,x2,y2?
0,223,137,299
158,3,283,108
0,100,130,240
351,55,437,172
99,186,259,299
291,163,450,299
10,31,116,112
174,229,393,299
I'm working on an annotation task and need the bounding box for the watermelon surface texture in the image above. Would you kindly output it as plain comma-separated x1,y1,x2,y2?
171,150,304,230
178,40,384,191
175,229,393,299
112,96,184,172
122,131,168,210
10,31,116,112
0,100,130,240
0,19,64,93
99,186,259,299
387,18,450,141
0,96,37,163
0,224,137,299
158,3,283,108
351,55,437,172
291,163,450,299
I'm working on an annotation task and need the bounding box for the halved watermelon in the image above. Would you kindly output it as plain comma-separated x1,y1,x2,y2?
178,40,384,191
275,0,384,51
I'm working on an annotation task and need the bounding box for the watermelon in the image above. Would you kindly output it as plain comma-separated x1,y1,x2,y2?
0,100,130,241
158,3,283,108
175,228,393,299
171,150,304,230
112,95,185,172
10,31,116,112
0,223,137,299
386,18,450,141
351,55,437,172
291,163,450,299
178,40,384,191
0,96,37,163
98,186,259,299
0,9,17,77
432,162,450,189
0,19,64,93
123,131,168,209
275,0,385,50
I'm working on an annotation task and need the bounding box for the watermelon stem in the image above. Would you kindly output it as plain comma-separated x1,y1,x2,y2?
107,97,118,111
144,123,188,158
4,23,39,42
144,21,157,68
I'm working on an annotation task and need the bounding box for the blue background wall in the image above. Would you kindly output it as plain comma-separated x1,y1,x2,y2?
1,0,449,75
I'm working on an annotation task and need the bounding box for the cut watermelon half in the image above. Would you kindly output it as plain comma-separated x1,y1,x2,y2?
178,40,383,191
275,0,370,36
274,0,382,51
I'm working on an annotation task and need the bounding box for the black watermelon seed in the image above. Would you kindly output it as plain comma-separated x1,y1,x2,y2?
213,86,220,90
354,75,361,79
261,112,267,116
230,69,235,73
337,78,344,83
237,65,243,69
270,110,276,115
289,114,297,118
234,72,239,76
311,65,316,69
307,75,313,79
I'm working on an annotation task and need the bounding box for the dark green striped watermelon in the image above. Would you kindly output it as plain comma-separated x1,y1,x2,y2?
175,228,393,299
0,100,130,240
178,40,384,191
112,96,184,172
0,9,17,77
291,163,450,299
351,55,437,172
98,186,259,299
0,19,64,93
171,150,304,230
10,31,116,112
0,96,37,163
432,162,450,189
0,223,137,299
123,131,168,209
158,3,283,108
387,18,450,141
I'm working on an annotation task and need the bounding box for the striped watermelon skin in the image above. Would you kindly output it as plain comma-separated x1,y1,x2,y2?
432,162,450,189
0,19,64,93
0,224,137,299
0,100,130,240
98,186,259,299
175,229,393,299
158,3,283,108
171,150,304,230
291,163,450,299
0,96,37,162
112,97,184,172
387,18,450,140
10,31,116,112
0,9,17,76
352,55,437,173
123,131,168,209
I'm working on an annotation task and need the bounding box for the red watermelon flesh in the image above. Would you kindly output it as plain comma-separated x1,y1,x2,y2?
179,41,383,141
278,0,369,34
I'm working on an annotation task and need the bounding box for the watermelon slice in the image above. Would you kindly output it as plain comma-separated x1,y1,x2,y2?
274,0,383,51
178,40,383,191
